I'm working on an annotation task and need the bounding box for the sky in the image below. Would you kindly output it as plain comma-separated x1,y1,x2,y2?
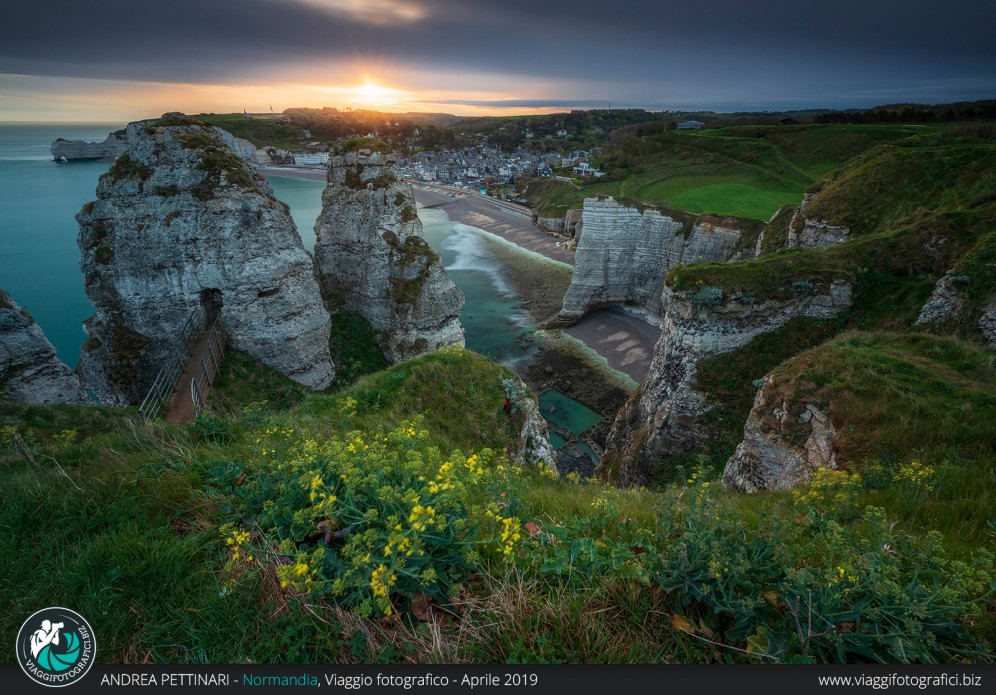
1,0,994,121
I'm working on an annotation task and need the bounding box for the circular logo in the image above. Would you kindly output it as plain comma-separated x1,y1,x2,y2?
16,607,96,687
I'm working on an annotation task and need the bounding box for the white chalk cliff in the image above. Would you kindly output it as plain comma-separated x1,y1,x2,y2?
604,281,852,485
558,197,749,323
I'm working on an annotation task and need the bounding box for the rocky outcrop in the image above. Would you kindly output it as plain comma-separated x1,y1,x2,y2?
787,192,851,248
535,215,566,234
722,375,838,492
559,197,746,324
51,130,128,161
516,387,558,473
0,290,87,405
603,281,852,485
564,208,583,238
314,148,464,362
76,114,334,405
916,271,967,325
979,301,996,350
52,126,262,165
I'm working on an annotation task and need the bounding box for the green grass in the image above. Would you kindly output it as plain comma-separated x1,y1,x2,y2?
1,335,992,663
664,183,801,221
580,123,964,220
289,347,528,457
198,113,307,151
756,332,996,550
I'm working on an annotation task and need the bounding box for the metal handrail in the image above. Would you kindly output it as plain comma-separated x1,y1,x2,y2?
137,307,203,421
190,315,227,413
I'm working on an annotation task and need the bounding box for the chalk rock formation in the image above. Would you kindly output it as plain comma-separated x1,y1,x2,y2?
787,191,851,248
314,148,464,362
916,271,967,325
722,375,838,493
52,126,262,165
76,114,334,405
604,281,852,485
0,290,87,405
515,386,558,473
51,130,129,161
559,197,747,324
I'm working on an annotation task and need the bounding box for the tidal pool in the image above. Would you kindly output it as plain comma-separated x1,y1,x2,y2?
538,389,603,436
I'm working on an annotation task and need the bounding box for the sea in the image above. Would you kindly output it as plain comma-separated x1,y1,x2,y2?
0,123,536,368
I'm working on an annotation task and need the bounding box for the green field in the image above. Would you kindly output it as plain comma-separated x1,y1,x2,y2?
527,123,962,221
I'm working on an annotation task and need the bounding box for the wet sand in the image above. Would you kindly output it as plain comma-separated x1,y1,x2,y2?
413,187,577,266
564,307,661,383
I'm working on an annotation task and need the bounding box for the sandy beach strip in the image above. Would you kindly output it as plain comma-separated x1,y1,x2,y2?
415,189,576,266
259,166,327,182
563,307,661,383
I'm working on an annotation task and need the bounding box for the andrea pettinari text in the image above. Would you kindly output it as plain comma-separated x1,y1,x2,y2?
99,671,541,688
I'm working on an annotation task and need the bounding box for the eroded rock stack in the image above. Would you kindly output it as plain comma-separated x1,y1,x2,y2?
51,130,129,161
76,113,334,405
0,289,87,405
314,147,464,362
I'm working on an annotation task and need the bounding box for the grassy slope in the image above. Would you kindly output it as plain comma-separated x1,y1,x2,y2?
2,344,991,663
528,123,959,221
198,113,307,151
645,135,996,507
760,332,994,547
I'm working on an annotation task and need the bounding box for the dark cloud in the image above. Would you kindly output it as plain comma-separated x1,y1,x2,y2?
2,0,994,109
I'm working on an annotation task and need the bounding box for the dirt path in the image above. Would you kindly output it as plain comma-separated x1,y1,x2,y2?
164,329,212,425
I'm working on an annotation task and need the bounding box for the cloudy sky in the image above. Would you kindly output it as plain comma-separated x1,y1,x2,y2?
2,0,994,120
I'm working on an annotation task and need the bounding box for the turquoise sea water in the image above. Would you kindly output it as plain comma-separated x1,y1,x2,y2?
538,389,603,436
0,123,116,366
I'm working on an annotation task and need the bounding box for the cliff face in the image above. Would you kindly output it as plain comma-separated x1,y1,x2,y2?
604,281,852,485
0,290,87,405
76,114,334,405
51,130,128,161
558,197,746,323
722,375,838,493
314,149,464,362
786,192,851,249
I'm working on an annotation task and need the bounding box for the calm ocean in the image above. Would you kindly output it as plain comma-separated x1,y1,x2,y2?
0,124,533,368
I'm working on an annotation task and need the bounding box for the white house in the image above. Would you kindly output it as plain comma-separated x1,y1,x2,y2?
293,152,330,166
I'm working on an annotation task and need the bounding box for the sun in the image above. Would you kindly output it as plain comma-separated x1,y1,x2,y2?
349,77,403,106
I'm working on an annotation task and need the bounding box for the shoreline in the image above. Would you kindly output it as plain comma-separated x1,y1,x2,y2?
262,166,659,437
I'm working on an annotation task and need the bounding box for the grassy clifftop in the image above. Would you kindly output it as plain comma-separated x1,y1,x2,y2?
2,341,991,663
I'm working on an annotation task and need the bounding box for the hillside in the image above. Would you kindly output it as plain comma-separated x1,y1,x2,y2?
607,127,995,508
526,123,963,221
2,342,992,663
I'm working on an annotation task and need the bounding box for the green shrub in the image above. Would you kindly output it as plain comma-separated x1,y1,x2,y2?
188,411,234,443
223,422,524,617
